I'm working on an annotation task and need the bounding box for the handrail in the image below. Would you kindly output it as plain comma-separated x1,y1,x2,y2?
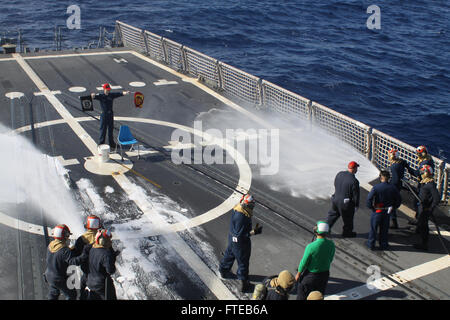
114,20,449,203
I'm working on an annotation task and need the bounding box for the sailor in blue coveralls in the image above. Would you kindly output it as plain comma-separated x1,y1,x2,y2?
366,170,401,250
413,164,440,251
219,194,262,292
407,145,435,180
406,145,435,224
326,161,360,237
387,148,411,229
44,224,88,300
86,229,120,300
91,83,130,148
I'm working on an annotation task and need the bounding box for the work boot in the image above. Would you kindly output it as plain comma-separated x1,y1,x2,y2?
219,269,232,279
240,280,250,293
342,232,357,238
413,243,428,251
390,218,399,229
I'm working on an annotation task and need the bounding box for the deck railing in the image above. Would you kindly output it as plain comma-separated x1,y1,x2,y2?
115,20,449,204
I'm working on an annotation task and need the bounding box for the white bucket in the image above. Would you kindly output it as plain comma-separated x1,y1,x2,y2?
97,144,110,163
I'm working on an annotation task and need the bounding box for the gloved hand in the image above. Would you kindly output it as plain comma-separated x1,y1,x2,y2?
82,244,92,256
250,223,263,236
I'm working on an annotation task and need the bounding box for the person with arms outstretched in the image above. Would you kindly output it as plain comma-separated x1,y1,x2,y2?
91,83,130,148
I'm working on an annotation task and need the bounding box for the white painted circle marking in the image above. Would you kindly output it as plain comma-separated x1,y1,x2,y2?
129,81,146,87
5,92,25,99
8,116,252,237
84,153,134,175
68,86,86,93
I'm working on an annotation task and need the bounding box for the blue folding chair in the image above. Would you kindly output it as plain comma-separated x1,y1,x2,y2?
118,125,139,161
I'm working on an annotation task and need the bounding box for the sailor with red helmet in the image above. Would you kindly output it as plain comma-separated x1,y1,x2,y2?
72,215,102,300
407,145,435,181
44,224,88,300
413,165,440,251
86,228,120,300
366,170,401,250
91,84,130,148
406,145,436,225
219,193,263,292
326,161,360,237
387,148,411,228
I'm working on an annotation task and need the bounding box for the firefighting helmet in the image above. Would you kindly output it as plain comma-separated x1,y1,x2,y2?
388,148,398,159
265,270,295,296
275,270,295,290
416,145,427,154
84,215,101,230
240,193,255,209
52,224,72,240
95,229,112,245
307,291,324,300
420,164,433,176
313,221,329,235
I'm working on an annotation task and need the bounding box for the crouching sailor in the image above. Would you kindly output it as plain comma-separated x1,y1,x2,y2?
219,194,262,292
252,270,296,300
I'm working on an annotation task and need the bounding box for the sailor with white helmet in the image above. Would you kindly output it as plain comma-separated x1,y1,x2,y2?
295,221,335,300
44,224,88,300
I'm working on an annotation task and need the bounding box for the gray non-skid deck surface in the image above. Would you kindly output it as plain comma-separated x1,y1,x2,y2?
0,49,448,300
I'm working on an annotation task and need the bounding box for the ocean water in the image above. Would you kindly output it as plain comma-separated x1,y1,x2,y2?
1,0,449,160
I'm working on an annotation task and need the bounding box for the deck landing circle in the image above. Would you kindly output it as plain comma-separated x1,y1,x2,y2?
8,116,252,237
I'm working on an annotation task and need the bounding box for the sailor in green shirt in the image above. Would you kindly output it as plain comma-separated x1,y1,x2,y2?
295,221,335,300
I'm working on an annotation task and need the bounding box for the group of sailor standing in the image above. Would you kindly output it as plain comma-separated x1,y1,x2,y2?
221,144,441,301
325,145,439,252
44,143,441,300
44,216,119,300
